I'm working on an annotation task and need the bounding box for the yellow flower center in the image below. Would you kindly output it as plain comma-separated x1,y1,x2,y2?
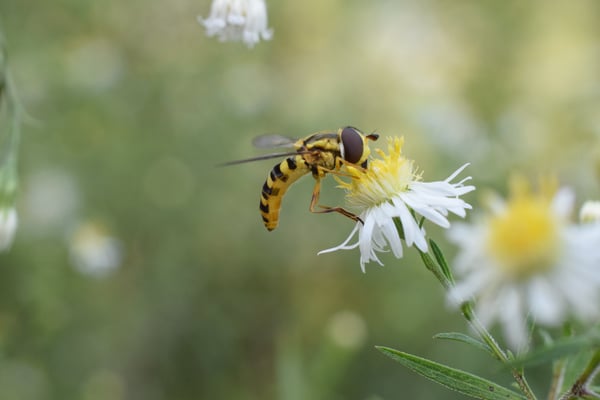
486,178,561,280
338,137,418,209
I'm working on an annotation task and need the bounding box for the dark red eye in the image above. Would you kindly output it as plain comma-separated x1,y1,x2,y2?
341,127,364,164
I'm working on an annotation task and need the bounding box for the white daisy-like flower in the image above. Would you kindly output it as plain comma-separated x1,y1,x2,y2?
319,137,475,272
197,0,273,48
0,207,17,251
448,177,600,350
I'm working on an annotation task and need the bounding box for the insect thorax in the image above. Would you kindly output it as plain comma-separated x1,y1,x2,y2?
303,151,338,176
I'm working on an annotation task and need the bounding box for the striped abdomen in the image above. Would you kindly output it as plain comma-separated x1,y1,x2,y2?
260,156,309,231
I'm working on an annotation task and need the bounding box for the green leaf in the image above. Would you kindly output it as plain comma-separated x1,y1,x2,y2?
433,332,493,356
393,217,406,241
509,333,600,368
560,349,600,394
429,239,454,284
377,346,527,400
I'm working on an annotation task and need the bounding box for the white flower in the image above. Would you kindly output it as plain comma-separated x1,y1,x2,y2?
69,220,122,278
198,0,273,48
579,200,600,223
448,177,600,350
0,207,17,251
327,310,367,349
319,137,475,272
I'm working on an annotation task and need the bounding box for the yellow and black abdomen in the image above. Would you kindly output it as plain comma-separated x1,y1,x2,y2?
260,156,309,231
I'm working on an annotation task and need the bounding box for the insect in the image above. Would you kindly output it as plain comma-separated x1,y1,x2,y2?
222,126,379,231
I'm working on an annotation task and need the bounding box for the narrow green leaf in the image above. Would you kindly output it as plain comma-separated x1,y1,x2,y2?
537,329,553,346
509,333,600,368
418,249,438,272
429,239,454,284
377,346,527,400
393,217,406,240
433,332,493,355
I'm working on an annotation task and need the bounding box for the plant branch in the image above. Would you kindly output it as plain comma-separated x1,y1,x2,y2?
559,349,600,400
418,250,537,400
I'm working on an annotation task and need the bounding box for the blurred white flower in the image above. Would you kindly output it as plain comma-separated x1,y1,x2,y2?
319,137,474,272
448,177,600,350
0,207,17,251
579,200,600,223
327,310,367,349
198,0,273,48
69,221,122,278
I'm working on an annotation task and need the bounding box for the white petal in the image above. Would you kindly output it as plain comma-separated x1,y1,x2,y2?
393,196,427,251
551,187,575,219
401,191,450,228
448,268,493,305
359,212,377,269
370,224,389,251
527,277,564,325
379,204,403,258
499,286,529,351
559,271,600,320
199,0,272,47
318,223,360,255
445,163,471,183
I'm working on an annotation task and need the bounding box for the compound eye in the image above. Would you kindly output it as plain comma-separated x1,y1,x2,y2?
341,127,364,164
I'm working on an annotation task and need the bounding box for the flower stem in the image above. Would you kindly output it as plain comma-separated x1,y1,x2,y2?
559,349,600,400
419,250,537,400
418,250,450,290
0,36,21,206
461,300,537,400
547,357,567,400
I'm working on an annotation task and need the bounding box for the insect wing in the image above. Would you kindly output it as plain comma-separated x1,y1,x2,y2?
252,135,297,149
218,150,309,166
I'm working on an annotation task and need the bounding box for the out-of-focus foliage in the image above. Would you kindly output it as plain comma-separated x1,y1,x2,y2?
0,0,599,399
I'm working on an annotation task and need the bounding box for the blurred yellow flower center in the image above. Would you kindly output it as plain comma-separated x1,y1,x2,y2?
338,137,418,209
487,183,560,279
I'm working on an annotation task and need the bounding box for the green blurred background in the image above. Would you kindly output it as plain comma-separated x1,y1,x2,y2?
1,0,600,399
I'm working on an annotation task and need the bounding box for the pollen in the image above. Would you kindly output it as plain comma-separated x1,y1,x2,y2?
486,177,561,279
339,137,418,209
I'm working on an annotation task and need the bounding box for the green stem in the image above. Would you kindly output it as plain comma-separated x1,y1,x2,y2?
462,301,537,400
0,39,21,204
4,68,22,166
419,250,537,400
459,301,506,361
559,349,600,400
547,357,567,400
418,250,450,290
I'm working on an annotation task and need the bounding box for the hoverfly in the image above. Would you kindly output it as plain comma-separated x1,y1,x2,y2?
222,126,379,231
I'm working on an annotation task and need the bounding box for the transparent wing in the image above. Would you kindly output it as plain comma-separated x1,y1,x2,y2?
252,135,297,149
218,150,311,167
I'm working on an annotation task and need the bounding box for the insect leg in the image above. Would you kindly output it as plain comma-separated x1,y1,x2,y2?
308,175,363,224
316,166,355,179
337,158,368,173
